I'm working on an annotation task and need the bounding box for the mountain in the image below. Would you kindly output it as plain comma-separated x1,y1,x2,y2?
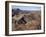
12,8,41,17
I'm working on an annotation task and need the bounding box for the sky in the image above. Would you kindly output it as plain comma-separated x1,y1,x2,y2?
12,6,41,11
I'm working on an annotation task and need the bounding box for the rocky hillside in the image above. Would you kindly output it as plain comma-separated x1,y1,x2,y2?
12,9,41,31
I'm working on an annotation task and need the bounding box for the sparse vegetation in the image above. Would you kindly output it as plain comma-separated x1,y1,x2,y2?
12,8,41,31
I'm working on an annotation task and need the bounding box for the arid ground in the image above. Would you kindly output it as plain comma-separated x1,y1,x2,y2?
12,9,41,31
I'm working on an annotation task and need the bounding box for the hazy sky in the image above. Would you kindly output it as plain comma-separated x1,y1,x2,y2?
12,6,41,11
